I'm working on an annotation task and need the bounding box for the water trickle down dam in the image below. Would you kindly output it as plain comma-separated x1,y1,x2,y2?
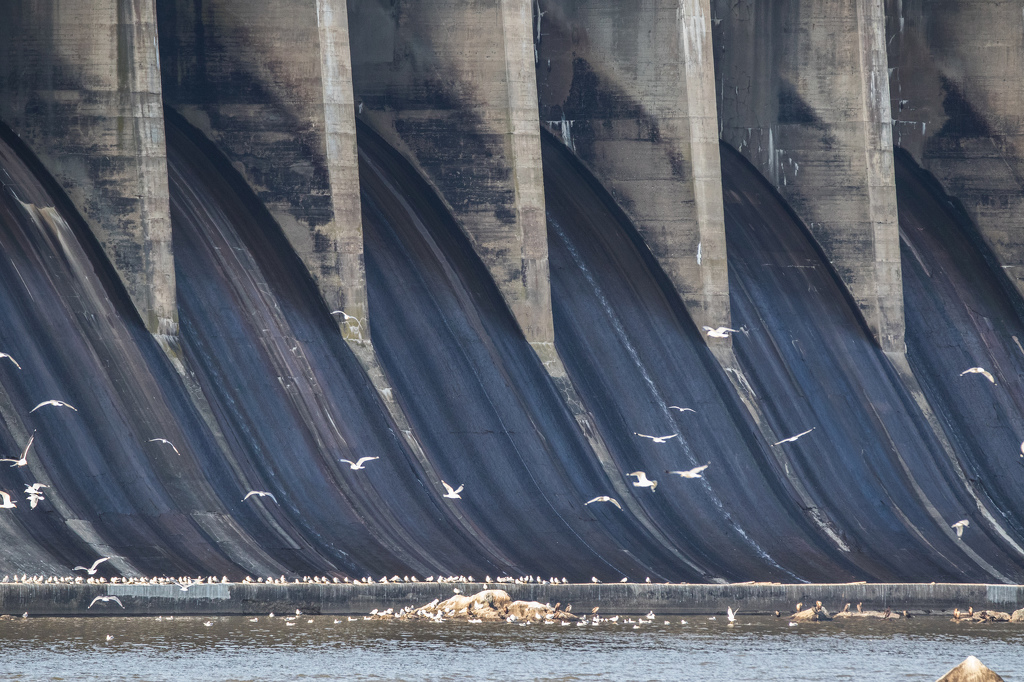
0,0,1021,585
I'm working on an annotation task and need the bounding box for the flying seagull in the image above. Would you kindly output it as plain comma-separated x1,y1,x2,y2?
340,457,379,470
703,326,738,338
441,481,464,499
330,311,362,328
0,492,16,509
668,406,695,413
148,438,181,456
0,353,21,370
960,367,996,384
669,463,709,479
24,483,47,495
30,400,77,413
634,432,678,444
585,496,622,510
73,557,110,575
772,427,814,446
727,606,737,624
0,433,34,467
243,490,278,504
89,595,124,609
951,519,969,538
628,471,658,491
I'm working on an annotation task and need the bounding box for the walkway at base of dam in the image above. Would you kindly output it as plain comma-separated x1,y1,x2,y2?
2,583,1022,617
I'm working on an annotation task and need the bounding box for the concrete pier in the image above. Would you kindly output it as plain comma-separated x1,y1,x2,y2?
537,0,731,334
714,0,904,352
348,0,553,347
0,0,175,335
158,0,367,335
3,582,1022,617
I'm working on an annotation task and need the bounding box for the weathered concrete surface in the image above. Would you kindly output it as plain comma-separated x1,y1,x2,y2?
886,1,1024,301
537,0,731,334
3,582,1023,617
347,0,552,347
0,0,175,335
158,0,366,336
714,0,904,352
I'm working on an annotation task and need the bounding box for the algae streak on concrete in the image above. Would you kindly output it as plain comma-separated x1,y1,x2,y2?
0,0,175,335
2,583,1022,617
537,0,730,335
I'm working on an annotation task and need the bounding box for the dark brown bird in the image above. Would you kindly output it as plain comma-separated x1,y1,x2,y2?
773,610,781,618
882,608,891,619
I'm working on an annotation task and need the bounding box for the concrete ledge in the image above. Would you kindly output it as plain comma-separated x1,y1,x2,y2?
3,583,1021,617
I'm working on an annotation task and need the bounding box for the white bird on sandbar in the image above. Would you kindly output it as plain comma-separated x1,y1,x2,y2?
340,457,379,470
330,310,362,328
703,326,738,339
951,519,970,538
585,496,622,510
74,557,110,575
441,481,464,499
0,492,16,509
30,400,77,413
0,352,21,370
243,490,278,504
669,463,709,479
960,367,996,384
89,595,124,609
628,471,658,491
148,438,182,456
668,406,695,413
0,433,34,467
634,432,678,444
772,427,814,446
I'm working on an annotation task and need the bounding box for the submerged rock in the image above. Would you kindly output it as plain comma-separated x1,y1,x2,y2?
936,656,1004,682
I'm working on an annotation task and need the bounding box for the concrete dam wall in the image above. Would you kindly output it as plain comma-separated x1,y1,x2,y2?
0,0,1022,584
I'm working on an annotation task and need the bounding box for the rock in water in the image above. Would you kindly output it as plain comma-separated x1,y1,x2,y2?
1010,608,1024,623
936,656,1005,682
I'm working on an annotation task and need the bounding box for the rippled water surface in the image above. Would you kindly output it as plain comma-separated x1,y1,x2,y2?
0,616,1021,680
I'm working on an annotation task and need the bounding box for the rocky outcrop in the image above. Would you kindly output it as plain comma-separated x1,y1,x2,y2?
936,656,1005,682
1010,608,1024,623
370,589,578,623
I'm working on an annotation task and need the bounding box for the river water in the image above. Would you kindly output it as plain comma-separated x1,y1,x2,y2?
0,616,1020,680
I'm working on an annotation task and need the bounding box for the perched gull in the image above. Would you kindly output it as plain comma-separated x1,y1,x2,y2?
0,352,21,370
73,557,110,575
441,481,464,499
772,427,814,446
89,595,124,609
585,496,622,510
243,490,278,504
0,491,16,509
668,406,696,413
330,311,362,328
628,471,658,491
703,326,738,339
669,464,709,479
960,367,996,384
951,519,969,538
634,432,678,444
30,400,77,413
148,438,182,456
0,433,34,467
340,457,379,471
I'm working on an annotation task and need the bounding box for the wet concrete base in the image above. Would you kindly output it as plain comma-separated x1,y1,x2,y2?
2,583,1022,618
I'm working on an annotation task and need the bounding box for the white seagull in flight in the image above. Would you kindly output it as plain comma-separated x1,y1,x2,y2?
243,490,278,504
634,432,679,444
441,481,464,499
89,595,124,609
0,433,34,467
628,471,658,491
148,438,182,456
30,400,77,413
668,406,695,413
330,311,362,328
773,428,815,446
0,492,16,509
340,457,379,470
703,326,738,338
951,519,969,538
960,367,996,384
585,496,622,510
0,353,21,370
73,557,110,575
669,463,709,479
